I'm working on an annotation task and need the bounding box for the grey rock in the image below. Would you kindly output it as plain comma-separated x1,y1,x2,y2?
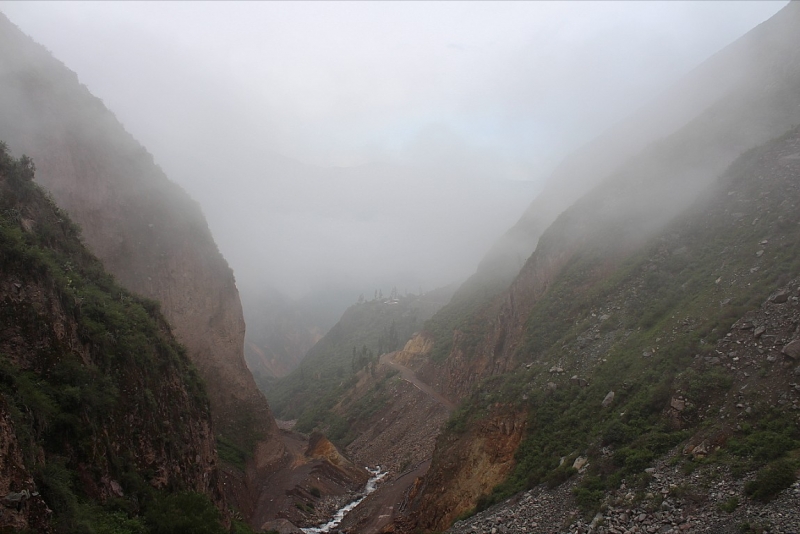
259,519,304,534
783,340,800,360
770,289,790,304
573,456,589,471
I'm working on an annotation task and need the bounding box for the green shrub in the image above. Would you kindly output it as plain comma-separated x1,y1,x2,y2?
728,431,798,463
75,505,147,534
573,476,606,515
744,460,797,502
217,435,248,470
35,459,79,526
545,465,577,489
614,447,654,474
230,520,257,534
144,492,225,534
719,496,739,513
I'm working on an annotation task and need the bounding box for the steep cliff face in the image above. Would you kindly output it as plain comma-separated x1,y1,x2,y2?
0,396,51,532
0,13,284,488
0,148,223,531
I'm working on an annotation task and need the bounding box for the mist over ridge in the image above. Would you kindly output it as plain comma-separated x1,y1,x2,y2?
0,1,787,304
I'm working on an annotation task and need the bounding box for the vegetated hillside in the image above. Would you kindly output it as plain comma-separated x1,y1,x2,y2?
0,12,284,496
267,287,453,445
426,0,800,372
0,146,233,533
404,127,800,532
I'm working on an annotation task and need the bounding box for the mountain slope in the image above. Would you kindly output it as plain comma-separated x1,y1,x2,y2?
409,124,800,533
386,3,800,530
0,12,285,504
0,145,227,532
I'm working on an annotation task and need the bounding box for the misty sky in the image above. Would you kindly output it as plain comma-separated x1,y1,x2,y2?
0,1,788,299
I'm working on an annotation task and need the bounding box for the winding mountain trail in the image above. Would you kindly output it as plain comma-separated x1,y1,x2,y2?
380,352,456,411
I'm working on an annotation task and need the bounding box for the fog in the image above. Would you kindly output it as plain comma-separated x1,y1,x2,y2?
0,1,787,301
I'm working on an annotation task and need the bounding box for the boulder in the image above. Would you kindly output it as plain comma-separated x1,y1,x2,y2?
570,375,588,387
260,519,305,534
782,340,800,360
572,456,589,471
670,397,686,412
770,289,790,304
691,440,709,459
602,391,615,408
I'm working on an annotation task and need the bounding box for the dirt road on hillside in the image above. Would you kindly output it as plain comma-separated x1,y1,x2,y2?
380,353,455,411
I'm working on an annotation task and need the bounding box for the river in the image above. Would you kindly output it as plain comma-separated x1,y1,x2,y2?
301,467,388,534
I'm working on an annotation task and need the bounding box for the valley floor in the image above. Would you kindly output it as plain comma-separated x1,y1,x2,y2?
253,352,451,533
